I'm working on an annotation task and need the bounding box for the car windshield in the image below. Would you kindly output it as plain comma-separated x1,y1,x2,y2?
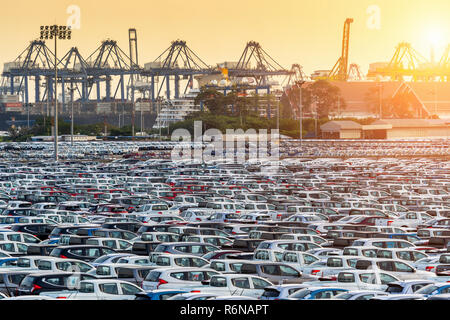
415,285,439,295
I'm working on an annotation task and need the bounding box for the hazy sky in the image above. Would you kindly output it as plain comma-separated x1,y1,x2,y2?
1,0,449,76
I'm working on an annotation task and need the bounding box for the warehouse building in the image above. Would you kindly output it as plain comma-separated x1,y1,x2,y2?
365,119,450,139
321,119,450,139
320,121,362,139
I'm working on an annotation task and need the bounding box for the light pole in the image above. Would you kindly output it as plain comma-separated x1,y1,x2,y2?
40,25,71,162
27,103,30,128
296,81,305,146
158,98,162,141
378,82,383,119
69,82,75,146
277,98,280,132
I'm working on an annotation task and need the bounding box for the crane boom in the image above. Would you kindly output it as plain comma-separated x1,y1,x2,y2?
328,18,354,81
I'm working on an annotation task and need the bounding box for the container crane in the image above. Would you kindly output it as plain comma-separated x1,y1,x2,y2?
328,18,354,81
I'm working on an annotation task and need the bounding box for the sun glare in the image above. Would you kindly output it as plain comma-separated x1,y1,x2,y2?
427,28,443,46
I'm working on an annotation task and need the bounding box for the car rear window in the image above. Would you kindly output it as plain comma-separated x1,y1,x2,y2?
337,273,355,283
117,269,134,278
156,257,171,266
38,261,52,270
17,258,31,268
79,282,95,293
355,260,371,270
8,274,26,285
20,276,36,288
146,271,161,282
241,264,258,274
210,277,227,287
97,266,112,276
386,284,404,293
262,288,281,298
211,261,226,272
230,263,244,273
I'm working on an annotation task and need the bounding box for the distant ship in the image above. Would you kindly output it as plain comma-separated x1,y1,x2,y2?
153,89,202,129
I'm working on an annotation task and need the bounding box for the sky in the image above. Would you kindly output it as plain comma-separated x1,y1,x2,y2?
1,0,449,77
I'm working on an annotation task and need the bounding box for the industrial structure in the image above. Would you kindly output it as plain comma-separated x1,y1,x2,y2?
2,18,450,132
321,119,450,139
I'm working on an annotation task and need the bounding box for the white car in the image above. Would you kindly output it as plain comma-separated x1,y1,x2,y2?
355,258,437,280
85,238,133,252
280,250,321,271
116,256,151,266
389,212,434,228
185,235,233,247
299,255,361,278
180,211,211,222
0,231,41,244
134,203,177,215
36,257,96,273
376,248,429,263
332,290,390,300
385,280,436,294
182,274,273,298
167,292,220,300
152,254,210,269
259,284,309,300
341,246,379,258
41,279,145,300
0,241,29,256
280,234,330,246
142,267,220,291
303,270,401,292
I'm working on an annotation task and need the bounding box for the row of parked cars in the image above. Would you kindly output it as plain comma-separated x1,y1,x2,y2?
0,141,447,300
1,140,448,161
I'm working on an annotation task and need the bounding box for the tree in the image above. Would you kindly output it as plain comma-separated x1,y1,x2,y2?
279,92,294,119
194,87,227,115
282,80,345,119
364,86,416,118
304,80,346,118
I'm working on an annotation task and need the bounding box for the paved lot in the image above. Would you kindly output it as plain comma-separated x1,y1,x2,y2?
0,140,448,300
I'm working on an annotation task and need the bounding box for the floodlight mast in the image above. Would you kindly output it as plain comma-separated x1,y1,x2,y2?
40,25,72,162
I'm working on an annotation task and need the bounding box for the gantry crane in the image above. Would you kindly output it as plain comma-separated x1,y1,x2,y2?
328,18,354,81
367,42,430,81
